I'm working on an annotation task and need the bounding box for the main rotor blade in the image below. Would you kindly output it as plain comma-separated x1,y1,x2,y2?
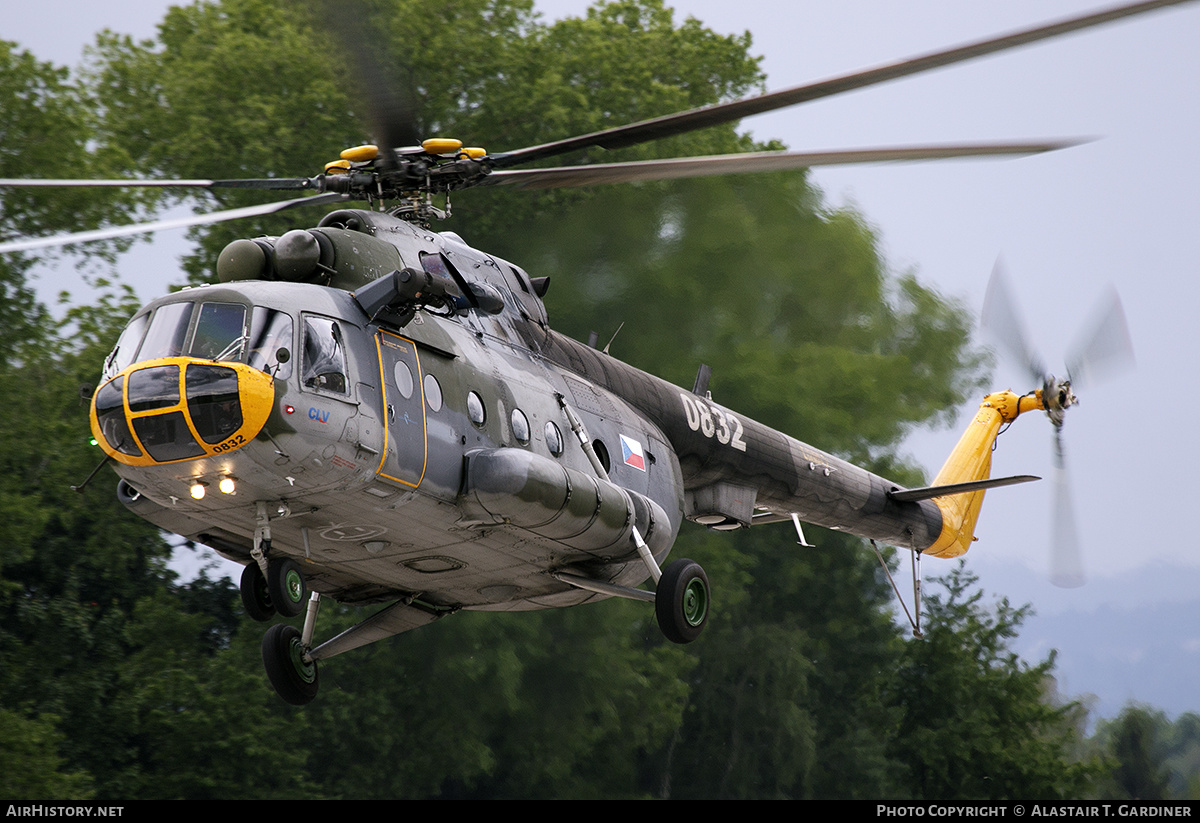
981,261,1047,384
490,0,1192,170
482,141,1081,190
0,178,316,190
0,192,347,254
1066,287,1135,388
318,1,421,156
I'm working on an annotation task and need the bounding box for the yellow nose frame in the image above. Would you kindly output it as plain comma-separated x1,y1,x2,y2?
90,357,276,467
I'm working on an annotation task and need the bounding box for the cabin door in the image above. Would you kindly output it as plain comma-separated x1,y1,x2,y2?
375,330,428,489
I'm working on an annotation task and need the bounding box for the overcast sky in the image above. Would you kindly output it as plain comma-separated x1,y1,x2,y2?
7,0,1200,717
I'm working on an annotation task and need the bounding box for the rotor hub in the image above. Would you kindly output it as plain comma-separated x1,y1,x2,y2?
1040,376,1077,427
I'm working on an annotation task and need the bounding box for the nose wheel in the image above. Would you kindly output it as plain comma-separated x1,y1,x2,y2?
239,556,308,619
267,557,308,617
239,562,275,622
655,559,710,644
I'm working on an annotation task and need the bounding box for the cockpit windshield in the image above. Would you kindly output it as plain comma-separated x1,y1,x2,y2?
104,300,294,379
138,302,195,362
190,303,247,360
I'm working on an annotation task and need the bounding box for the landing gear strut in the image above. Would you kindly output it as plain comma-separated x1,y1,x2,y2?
555,394,712,645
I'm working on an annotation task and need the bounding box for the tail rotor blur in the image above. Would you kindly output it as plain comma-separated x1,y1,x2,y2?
981,262,1134,587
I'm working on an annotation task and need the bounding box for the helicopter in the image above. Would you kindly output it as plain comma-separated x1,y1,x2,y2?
0,0,1163,705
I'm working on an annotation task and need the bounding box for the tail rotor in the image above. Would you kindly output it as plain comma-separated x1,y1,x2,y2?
981,262,1134,587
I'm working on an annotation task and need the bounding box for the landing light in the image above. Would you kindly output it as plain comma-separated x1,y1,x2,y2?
189,481,207,500
219,476,237,495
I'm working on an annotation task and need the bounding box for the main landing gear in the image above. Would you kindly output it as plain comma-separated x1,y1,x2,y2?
555,553,712,645
261,623,319,706
655,559,710,644
552,395,711,645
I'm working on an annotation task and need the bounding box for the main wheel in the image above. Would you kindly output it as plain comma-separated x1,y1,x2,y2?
267,558,307,618
261,623,319,705
240,562,275,622
655,558,710,644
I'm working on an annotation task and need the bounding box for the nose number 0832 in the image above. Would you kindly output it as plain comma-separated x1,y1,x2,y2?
212,433,247,454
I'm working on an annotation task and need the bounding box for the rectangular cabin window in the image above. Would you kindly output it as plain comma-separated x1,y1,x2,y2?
247,307,294,380
301,315,349,395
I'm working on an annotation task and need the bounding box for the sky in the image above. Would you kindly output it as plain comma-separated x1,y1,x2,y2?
6,0,1200,719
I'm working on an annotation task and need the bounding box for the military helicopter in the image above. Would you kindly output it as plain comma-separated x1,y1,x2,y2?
0,0,1162,705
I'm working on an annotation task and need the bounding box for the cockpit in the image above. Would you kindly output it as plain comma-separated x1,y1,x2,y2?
92,295,286,467
104,299,295,381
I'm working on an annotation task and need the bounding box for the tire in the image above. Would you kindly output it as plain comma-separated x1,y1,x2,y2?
267,558,307,618
655,558,710,644
240,562,275,622
261,623,319,705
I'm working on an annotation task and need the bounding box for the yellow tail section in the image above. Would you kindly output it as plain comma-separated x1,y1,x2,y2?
923,390,1044,558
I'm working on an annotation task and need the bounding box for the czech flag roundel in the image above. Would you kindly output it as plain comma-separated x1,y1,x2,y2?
620,434,646,472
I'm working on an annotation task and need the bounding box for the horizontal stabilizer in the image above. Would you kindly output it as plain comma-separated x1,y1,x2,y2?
888,474,1040,503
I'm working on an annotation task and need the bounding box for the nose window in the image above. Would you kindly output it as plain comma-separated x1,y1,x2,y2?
94,376,141,457
127,365,180,412
133,411,206,463
93,361,259,465
186,364,243,444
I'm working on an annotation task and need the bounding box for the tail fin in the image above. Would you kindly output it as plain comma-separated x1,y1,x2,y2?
922,390,1045,558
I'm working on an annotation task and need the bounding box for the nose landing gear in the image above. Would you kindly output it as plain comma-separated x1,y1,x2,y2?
243,502,319,704
267,557,307,617
238,544,308,620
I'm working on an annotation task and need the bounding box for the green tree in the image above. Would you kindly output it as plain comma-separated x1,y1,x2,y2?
0,708,94,800
1162,712,1200,800
1093,705,1172,800
299,604,692,798
885,563,1097,800
0,42,128,361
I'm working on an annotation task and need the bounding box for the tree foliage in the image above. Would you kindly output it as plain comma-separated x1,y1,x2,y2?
1091,704,1200,800
885,563,1098,800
